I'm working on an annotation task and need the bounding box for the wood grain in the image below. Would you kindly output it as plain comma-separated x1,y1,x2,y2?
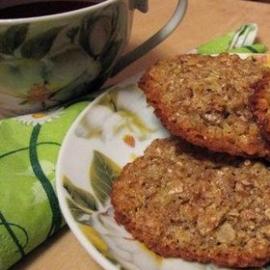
12,0,270,269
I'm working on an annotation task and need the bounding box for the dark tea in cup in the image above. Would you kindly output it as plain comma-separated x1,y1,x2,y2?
0,0,105,19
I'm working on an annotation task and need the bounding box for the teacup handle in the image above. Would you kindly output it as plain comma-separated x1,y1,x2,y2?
111,0,188,76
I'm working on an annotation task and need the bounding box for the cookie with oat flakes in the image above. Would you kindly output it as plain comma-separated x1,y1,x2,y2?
139,53,270,158
111,138,270,268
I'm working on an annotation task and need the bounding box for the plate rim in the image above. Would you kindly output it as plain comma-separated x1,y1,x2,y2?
55,53,268,270
56,88,118,270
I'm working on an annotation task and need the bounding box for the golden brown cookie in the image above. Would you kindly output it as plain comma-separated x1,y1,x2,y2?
250,73,270,142
139,53,270,158
111,138,270,268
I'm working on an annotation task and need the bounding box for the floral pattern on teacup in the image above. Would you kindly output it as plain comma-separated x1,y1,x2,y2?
0,1,128,117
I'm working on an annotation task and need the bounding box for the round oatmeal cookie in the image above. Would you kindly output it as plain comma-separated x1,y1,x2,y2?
111,138,270,268
139,53,270,158
250,73,270,141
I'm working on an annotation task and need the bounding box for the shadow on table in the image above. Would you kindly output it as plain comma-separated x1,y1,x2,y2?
108,41,171,85
11,227,69,270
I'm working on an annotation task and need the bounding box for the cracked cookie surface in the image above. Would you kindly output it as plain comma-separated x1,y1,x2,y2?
139,54,270,158
112,138,270,268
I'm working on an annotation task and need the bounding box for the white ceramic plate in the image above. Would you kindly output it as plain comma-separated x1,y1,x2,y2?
56,55,270,270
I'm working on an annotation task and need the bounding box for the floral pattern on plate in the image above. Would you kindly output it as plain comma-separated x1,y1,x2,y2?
75,85,160,141
57,59,270,270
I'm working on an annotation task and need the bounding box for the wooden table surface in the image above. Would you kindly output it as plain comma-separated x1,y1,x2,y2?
12,0,270,269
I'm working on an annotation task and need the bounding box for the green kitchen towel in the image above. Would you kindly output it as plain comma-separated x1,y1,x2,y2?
0,23,267,270
197,23,267,54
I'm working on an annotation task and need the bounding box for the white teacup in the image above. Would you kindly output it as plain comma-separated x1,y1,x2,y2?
0,0,187,117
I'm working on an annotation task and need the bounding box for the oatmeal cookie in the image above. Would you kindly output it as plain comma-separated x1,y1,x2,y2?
112,138,270,268
250,73,270,141
139,54,270,158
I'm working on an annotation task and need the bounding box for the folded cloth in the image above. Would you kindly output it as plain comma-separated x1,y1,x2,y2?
0,23,267,270
197,23,267,54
